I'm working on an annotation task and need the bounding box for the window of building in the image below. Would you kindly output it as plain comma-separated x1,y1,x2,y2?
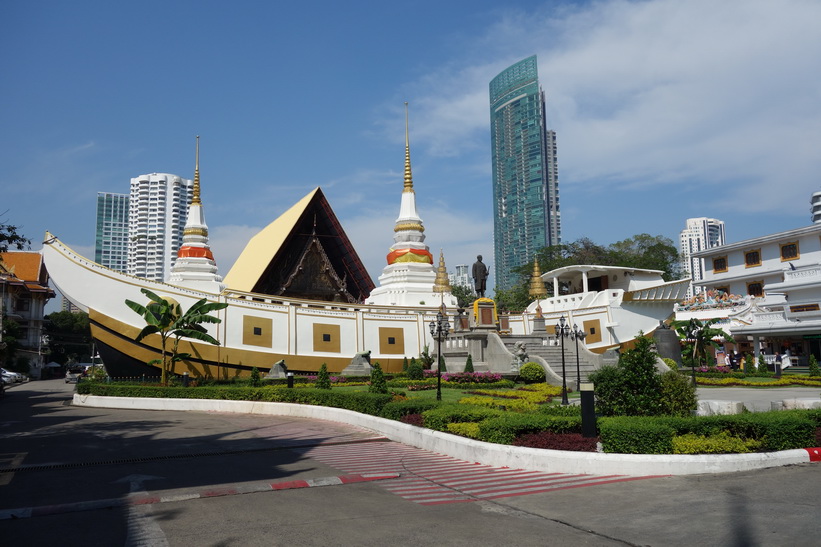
712,256,728,273
780,242,799,261
715,286,730,295
747,281,764,297
744,249,761,267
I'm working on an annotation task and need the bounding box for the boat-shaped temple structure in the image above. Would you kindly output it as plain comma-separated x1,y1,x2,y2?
43,121,686,383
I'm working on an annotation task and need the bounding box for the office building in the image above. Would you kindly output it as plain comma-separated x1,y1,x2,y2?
95,192,129,273
490,55,560,292
679,217,726,298
127,173,193,282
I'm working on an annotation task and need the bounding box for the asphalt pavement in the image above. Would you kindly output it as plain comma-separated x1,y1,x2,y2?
0,379,818,546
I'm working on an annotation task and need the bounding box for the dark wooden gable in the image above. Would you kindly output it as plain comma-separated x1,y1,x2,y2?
250,189,374,301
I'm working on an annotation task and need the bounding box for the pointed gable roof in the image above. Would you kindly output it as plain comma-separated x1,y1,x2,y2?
223,187,374,301
0,251,54,294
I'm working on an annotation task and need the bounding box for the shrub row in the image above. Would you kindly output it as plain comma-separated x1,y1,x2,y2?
387,378,515,389
77,383,394,416
598,412,817,454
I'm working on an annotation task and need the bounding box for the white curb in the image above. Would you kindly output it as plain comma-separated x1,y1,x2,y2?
72,394,818,476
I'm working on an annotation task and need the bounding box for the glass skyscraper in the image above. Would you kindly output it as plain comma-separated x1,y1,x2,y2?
95,192,130,273
490,55,560,292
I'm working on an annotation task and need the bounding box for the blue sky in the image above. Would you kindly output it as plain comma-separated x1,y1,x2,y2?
3,0,820,310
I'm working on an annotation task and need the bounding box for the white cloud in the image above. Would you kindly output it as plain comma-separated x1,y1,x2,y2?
384,0,821,218
209,224,264,276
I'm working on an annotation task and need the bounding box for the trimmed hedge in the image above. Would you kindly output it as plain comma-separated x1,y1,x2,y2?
598,412,817,453
598,417,675,454
477,414,581,445
379,399,439,420
76,383,394,416
421,404,505,432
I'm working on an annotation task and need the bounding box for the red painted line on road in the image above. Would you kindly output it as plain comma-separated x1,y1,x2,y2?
201,487,238,498
270,479,310,490
805,447,821,462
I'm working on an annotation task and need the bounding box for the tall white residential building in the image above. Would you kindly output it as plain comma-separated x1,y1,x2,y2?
95,192,129,273
448,264,471,290
127,173,193,282
680,217,726,298
811,191,821,223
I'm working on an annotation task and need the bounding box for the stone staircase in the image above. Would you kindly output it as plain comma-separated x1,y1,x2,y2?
502,337,604,387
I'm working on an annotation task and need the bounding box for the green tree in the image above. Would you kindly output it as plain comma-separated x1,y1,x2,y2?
757,353,769,374
589,334,666,416
402,356,409,372
369,361,387,394
250,367,261,387
0,214,31,253
671,318,734,384
451,284,476,308
1,319,23,368
126,288,227,385
315,363,331,389
419,344,435,370
744,353,755,374
496,234,681,311
43,311,92,363
464,354,474,373
807,354,820,377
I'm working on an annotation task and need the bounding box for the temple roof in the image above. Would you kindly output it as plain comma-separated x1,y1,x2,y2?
223,187,374,301
0,251,54,293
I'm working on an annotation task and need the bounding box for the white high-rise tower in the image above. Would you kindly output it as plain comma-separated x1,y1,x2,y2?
127,172,193,282
680,217,726,298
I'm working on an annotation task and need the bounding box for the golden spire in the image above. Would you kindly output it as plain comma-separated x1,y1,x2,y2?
403,102,414,193
192,135,202,206
529,258,547,318
432,249,452,294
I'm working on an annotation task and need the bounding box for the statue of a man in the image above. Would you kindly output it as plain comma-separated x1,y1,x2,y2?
472,255,489,297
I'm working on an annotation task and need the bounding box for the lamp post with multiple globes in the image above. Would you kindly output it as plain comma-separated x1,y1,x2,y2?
554,316,571,405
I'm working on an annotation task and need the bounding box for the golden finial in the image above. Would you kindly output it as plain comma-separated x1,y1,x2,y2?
529,258,547,318
192,135,202,206
433,249,452,294
403,102,414,193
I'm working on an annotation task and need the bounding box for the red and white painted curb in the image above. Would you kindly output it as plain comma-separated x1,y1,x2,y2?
73,394,821,476
0,472,399,520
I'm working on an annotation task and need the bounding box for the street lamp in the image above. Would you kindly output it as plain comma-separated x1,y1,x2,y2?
570,323,587,392
555,316,571,405
429,311,450,401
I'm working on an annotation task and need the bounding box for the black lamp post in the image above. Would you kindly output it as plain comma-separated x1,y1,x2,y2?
555,316,571,405
570,323,587,392
429,310,450,402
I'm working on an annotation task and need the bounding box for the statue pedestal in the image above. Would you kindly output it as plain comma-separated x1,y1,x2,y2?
471,298,498,331
532,316,545,334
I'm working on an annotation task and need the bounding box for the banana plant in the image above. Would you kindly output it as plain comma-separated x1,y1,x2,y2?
126,288,227,385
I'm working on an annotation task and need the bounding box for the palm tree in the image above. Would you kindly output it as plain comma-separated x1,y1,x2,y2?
126,288,227,385
671,317,735,385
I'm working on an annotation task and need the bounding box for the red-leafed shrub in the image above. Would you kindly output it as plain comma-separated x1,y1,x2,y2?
400,413,425,427
513,431,599,452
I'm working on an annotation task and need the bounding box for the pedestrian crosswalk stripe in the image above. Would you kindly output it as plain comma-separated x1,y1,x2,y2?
295,441,664,505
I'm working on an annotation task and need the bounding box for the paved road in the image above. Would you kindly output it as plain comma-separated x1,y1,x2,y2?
0,380,818,546
697,385,820,411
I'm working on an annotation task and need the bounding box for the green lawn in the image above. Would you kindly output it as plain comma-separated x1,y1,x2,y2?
329,383,580,404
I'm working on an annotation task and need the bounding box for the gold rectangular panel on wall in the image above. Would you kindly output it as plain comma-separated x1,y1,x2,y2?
583,319,602,344
379,327,405,355
243,316,273,348
313,323,341,353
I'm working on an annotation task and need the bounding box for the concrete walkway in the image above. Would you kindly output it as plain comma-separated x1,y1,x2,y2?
697,386,820,412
